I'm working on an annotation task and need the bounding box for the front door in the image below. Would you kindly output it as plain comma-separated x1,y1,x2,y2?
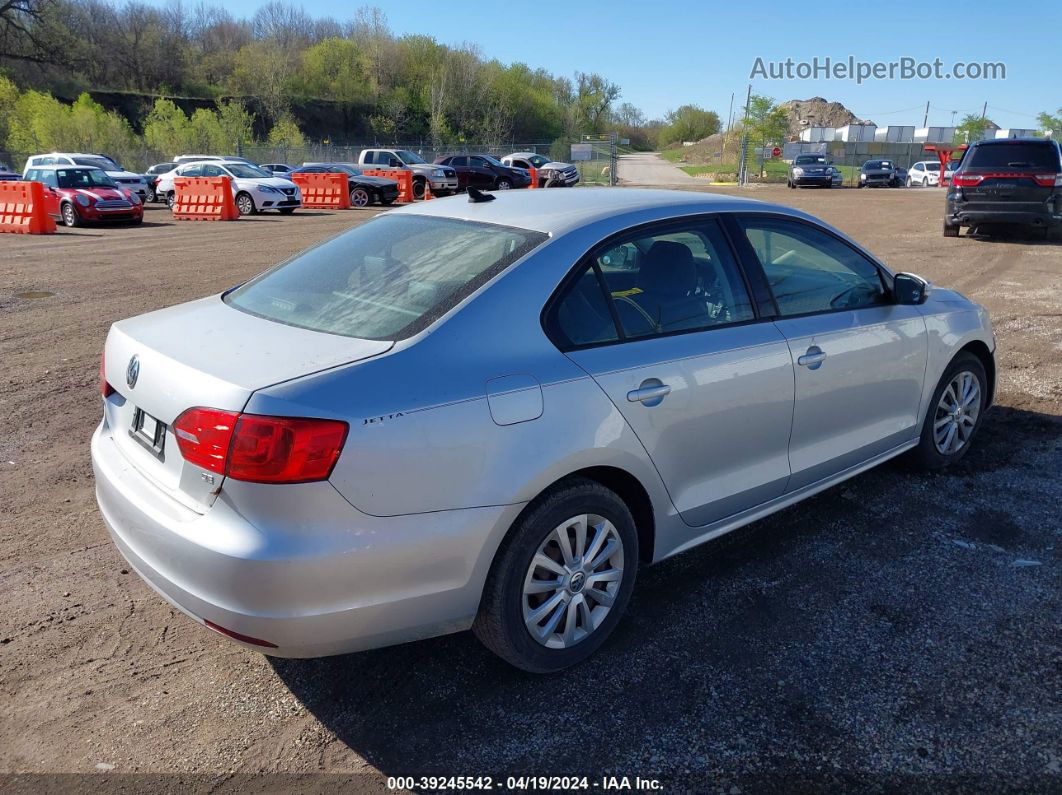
732,214,929,490
553,217,795,527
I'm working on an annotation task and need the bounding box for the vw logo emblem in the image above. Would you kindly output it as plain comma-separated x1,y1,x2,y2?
568,571,586,594
126,355,140,389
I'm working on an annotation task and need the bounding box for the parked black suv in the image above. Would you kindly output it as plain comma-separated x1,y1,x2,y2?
433,154,532,191
945,138,1062,237
859,159,901,188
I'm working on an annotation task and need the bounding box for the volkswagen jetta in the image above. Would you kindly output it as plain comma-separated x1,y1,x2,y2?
93,189,995,672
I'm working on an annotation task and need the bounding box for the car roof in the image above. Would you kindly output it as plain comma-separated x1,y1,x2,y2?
970,137,1055,146
394,187,799,235
26,164,105,171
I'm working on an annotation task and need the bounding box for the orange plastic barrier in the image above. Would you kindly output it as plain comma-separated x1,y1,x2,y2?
0,181,56,234
361,169,414,203
528,167,539,189
289,172,351,209
172,176,239,221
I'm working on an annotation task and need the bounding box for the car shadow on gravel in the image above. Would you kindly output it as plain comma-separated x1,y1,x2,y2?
271,405,1061,787
965,224,1062,245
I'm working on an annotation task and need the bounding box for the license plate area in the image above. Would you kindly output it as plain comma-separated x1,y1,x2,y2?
130,407,166,458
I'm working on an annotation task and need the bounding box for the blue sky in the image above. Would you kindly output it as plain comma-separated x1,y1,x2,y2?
173,0,1060,129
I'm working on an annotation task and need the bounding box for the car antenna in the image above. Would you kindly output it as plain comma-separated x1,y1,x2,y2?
467,187,495,203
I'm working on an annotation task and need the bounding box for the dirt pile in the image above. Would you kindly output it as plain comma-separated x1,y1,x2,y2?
780,97,871,138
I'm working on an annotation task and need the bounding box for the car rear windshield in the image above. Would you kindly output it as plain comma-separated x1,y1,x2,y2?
225,214,548,340
795,155,827,164
966,142,1059,170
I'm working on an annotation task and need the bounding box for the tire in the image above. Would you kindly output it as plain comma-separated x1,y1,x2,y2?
905,177,912,187
943,220,960,237
473,478,639,673
908,352,987,470
235,192,256,215
166,191,176,209
495,178,512,190
412,179,426,200
349,187,370,208
278,207,296,215
145,185,156,203
61,202,80,228
787,180,794,189
921,178,927,187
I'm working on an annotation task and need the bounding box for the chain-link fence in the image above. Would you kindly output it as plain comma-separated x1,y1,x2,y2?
568,134,620,186
0,143,557,176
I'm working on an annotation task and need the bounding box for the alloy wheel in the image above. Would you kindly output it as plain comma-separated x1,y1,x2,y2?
236,194,254,215
933,370,982,455
522,514,624,649
350,187,370,208
62,204,77,227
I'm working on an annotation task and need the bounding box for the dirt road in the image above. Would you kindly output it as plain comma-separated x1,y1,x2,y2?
618,151,703,186
2,191,1059,790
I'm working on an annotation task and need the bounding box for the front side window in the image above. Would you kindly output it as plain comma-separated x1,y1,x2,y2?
395,150,427,164
226,215,547,340
179,164,203,177
738,217,887,316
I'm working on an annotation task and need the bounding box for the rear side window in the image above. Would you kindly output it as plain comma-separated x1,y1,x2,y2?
226,215,547,341
738,217,886,316
967,142,1059,170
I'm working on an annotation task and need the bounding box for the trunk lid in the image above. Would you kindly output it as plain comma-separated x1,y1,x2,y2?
101,295,392,512
957,141,1060,209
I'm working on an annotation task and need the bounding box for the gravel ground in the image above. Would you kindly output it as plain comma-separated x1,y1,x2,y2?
1,190,1060,792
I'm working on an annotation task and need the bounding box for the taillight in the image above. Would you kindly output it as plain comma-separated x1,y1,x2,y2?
100,350,115,398
173,408,238,474
952,173,983,187
172,407,348,484
1033,173,1062,188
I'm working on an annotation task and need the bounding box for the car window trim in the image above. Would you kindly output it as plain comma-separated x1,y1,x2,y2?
542,213,768,353
728,211,896,321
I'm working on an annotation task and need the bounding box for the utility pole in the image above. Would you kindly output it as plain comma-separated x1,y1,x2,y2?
980,101,987,119
724,92,735,150
922,101,930,128
739,84,752,185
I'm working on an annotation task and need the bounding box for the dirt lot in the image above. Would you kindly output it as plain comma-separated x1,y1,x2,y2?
1,190,1060,791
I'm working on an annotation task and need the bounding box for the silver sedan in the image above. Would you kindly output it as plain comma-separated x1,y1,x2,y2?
93,189,996,672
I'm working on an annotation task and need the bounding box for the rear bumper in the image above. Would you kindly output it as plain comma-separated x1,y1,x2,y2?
947,200,1062,228
91,422,522,657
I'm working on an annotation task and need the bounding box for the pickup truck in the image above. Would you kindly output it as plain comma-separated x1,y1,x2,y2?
357,149,459,198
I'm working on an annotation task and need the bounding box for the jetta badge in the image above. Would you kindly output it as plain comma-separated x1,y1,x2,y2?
126,355,140,389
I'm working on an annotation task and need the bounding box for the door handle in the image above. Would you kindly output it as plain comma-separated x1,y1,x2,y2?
627,383,671,404
797,346,827,369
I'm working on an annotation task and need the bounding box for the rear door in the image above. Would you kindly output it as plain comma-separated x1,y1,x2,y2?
730,214,928,491
956,140,1061,214
555,217,795,527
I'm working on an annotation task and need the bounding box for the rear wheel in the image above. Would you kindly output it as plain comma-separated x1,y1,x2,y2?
943,220,960,237
145,185,156,203
235,192,256,215
909,352,987,470
473,478,638,673
496,178,512,190
61,202,80,227
349,187,370,208
166,191,176,209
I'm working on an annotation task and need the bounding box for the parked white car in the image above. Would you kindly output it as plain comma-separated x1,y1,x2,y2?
157,161,301,215
23,152,148,198
501,152,581,187
907,161,941,187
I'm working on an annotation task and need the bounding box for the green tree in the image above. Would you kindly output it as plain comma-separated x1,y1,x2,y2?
292,37,370,102
0,75,19,148
955,114,990,143
267,113,305,147
661,105,721,146
143,98,193,155
1037,108,1062,137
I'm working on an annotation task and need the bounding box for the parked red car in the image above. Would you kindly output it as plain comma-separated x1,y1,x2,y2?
22,164,143,226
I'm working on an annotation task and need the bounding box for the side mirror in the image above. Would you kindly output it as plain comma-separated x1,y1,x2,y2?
893,272,931,305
